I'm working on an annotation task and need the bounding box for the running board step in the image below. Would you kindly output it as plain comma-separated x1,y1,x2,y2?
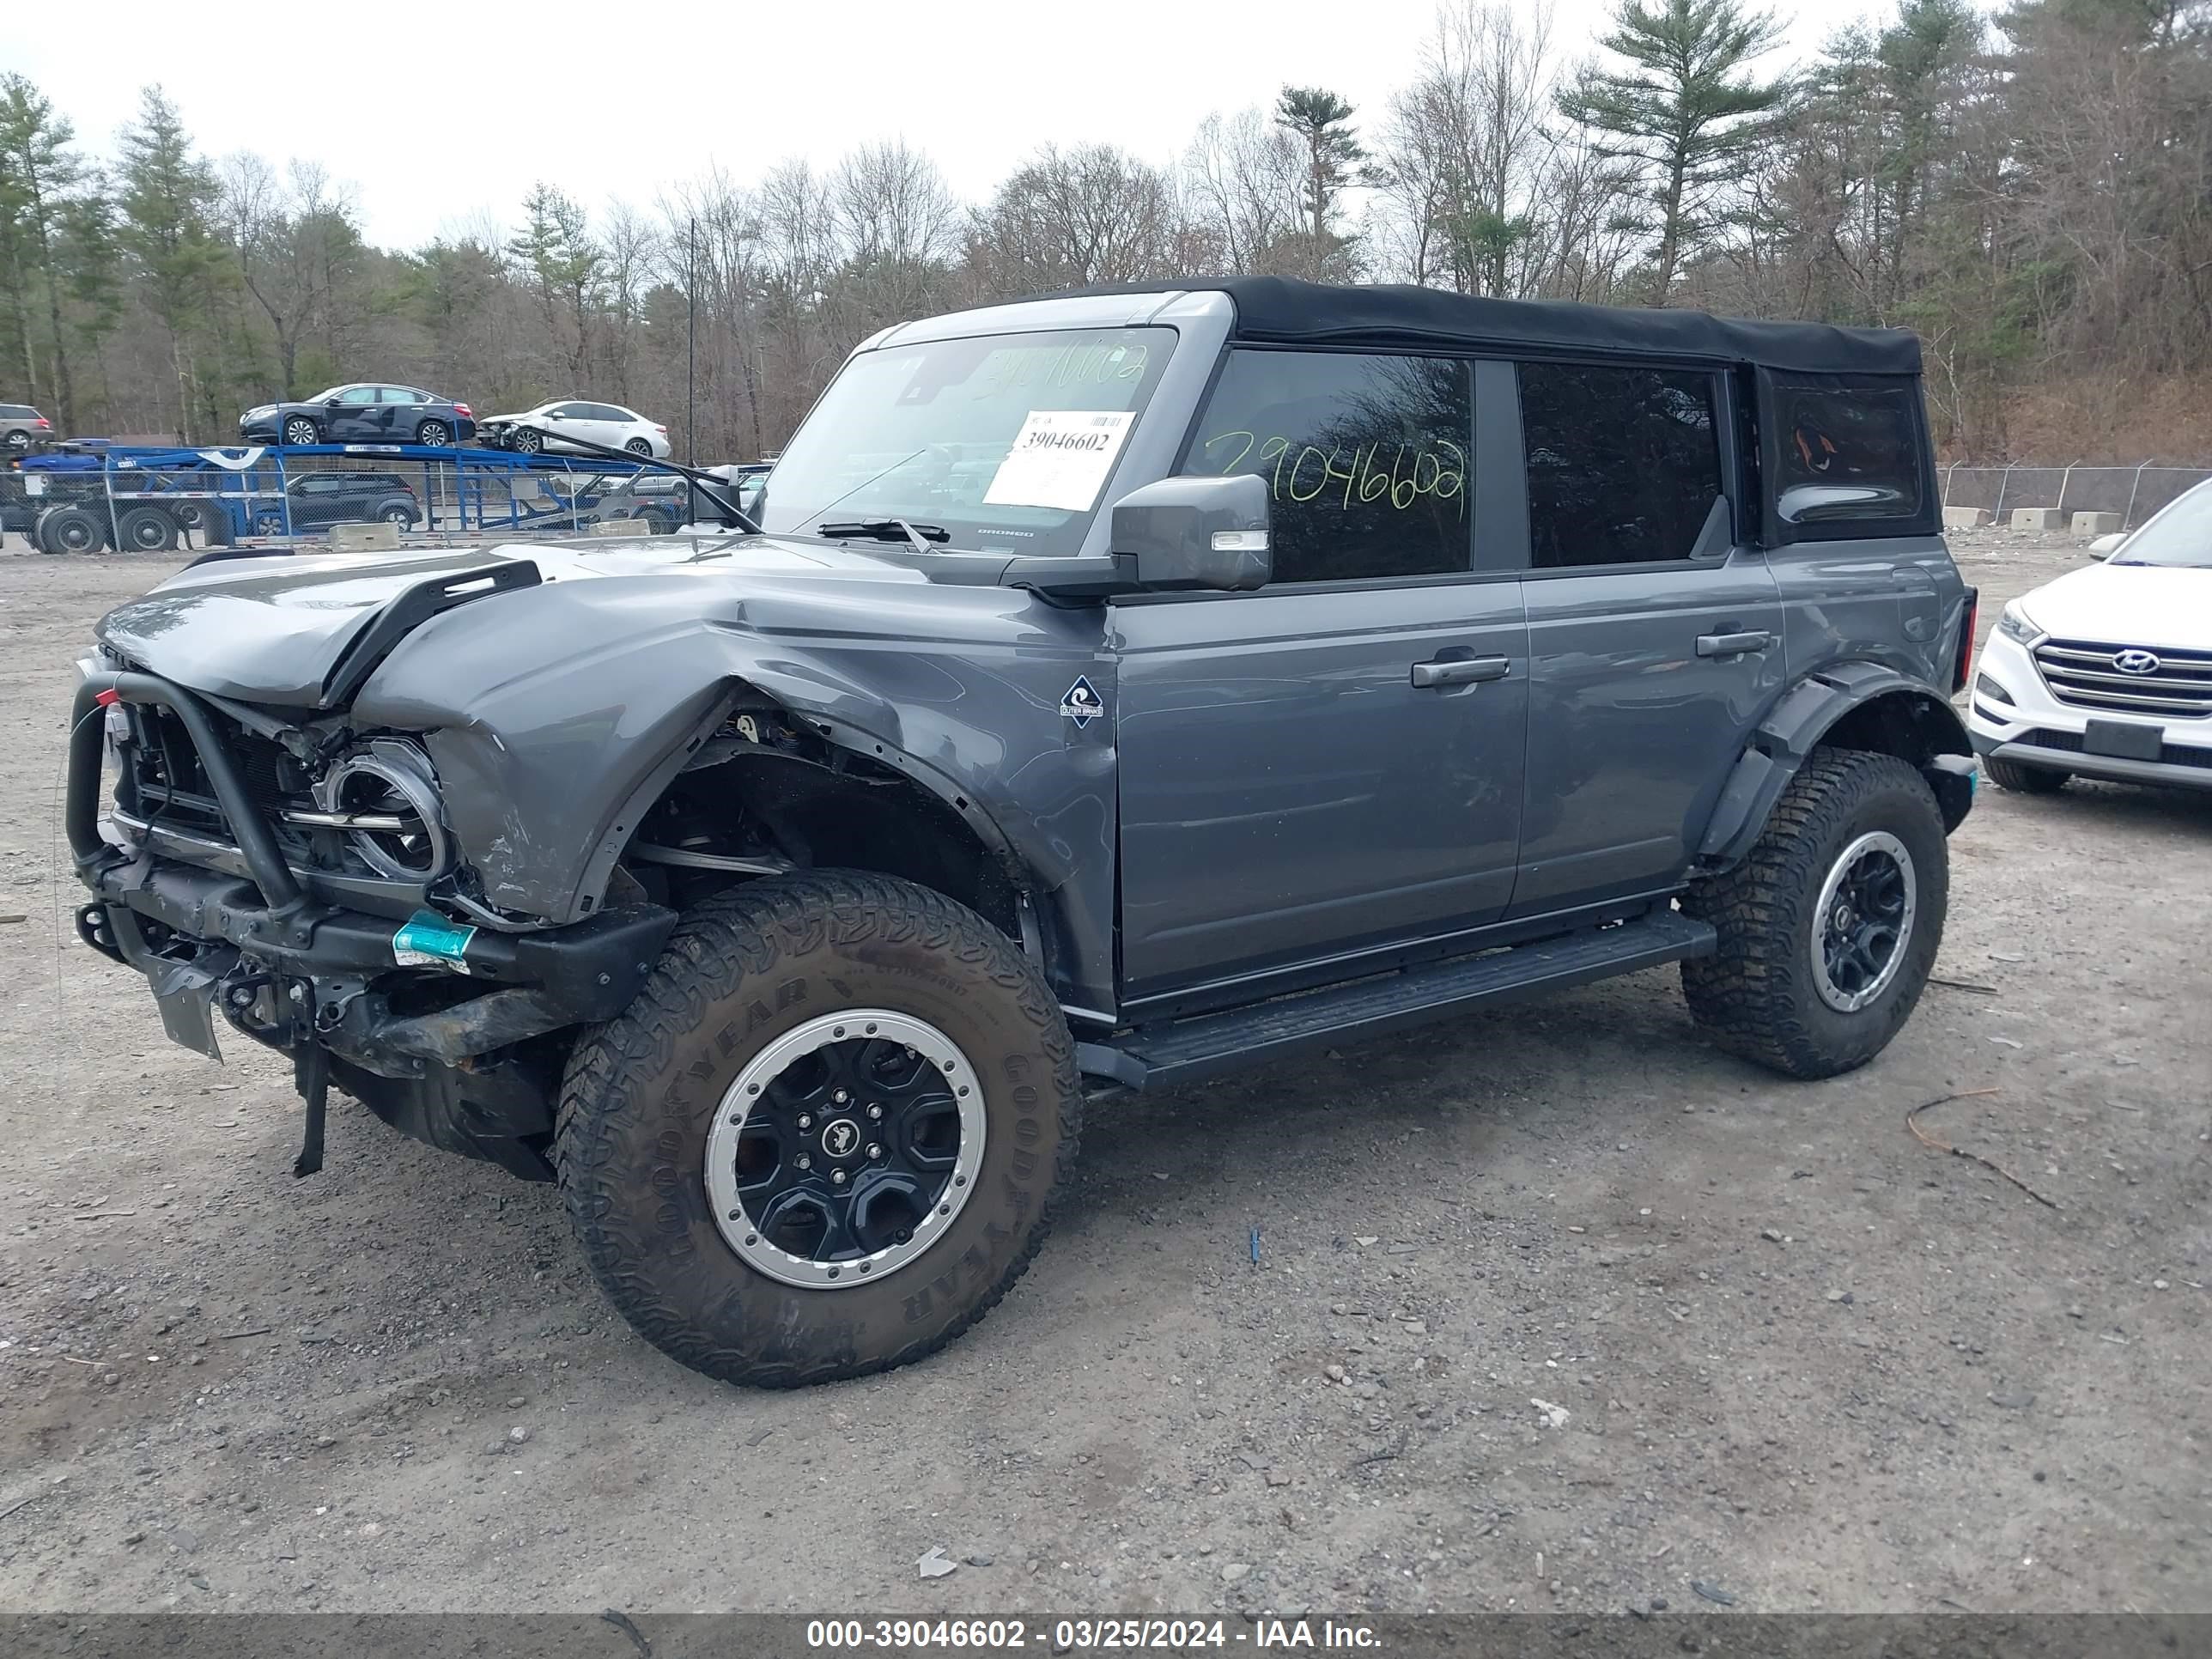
1079,909,1716,1092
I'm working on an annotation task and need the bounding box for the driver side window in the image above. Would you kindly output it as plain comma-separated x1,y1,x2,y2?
1182,349,1473,585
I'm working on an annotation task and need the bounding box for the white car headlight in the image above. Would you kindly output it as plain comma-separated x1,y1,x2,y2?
1995,601,2044,646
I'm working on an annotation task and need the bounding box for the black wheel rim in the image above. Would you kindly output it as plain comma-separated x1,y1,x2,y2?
704,1010,985,1289
1812,830,1917,1013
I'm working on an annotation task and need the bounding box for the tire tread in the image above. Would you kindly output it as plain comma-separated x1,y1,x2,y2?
554,870,1080,1389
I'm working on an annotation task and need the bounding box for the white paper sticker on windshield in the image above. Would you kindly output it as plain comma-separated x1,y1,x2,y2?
982,410,1135,512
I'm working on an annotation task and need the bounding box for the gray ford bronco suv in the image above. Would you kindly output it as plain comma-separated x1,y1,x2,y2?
67,278,1978,1389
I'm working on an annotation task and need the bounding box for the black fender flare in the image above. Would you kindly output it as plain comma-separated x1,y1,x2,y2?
1697,662,1973,870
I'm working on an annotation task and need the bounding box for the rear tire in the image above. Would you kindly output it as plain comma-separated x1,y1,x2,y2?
1680,749,1948,1080
624,437,652,456
114,504,179,552
1984,756,2068,794
556,871,1079,1389
416,419,452,447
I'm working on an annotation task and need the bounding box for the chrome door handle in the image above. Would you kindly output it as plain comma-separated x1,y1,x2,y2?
1411,656,1511,688
1696,630,1772,659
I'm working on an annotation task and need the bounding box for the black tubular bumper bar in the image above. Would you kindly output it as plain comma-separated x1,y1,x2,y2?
70,667,304,913
68,665,677,1021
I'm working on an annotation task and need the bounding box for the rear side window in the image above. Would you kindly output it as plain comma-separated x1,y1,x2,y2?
1183,348,1472,585
1769,374,1925,529
1519,364,1723,568
379,387,421,404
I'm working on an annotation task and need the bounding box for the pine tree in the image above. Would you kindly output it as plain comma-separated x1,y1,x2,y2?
115,85,224,437
1556,0,1790,302
1273,86,1367,271
0,76,88,430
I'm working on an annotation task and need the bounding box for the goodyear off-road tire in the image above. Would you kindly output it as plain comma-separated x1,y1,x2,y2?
556,871,1080,1389
1983,755,2068,794
1680,749,1948,1080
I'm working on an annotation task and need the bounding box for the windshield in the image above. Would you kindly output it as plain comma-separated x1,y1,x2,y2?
2114,482,2212,568
756,326,1176,555
307,386,344,403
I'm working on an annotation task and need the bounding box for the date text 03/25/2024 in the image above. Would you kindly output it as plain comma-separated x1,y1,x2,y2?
804,1618,1383,1650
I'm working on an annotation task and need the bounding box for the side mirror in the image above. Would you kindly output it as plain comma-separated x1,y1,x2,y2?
1110,473,1271,592
325,398,343,409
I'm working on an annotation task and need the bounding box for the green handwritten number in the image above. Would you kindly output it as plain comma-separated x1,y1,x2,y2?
1260,436,1290,498
1200,429,1256,476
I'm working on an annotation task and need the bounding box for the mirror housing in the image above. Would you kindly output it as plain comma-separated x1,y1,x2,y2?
1110,473,1271,592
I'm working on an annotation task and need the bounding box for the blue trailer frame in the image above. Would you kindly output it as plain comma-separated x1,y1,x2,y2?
15,442,652,546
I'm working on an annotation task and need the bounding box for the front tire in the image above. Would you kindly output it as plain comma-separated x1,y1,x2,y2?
556,871,1079,1389
33,502,102,555
1984,755,2067,794
1681,749,1948,1079
281,416,319,447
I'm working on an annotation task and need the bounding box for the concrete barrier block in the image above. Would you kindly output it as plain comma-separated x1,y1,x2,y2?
328,520,400,552
2010,507,2065,531
2070,511,2122,535
1943,506,1989,529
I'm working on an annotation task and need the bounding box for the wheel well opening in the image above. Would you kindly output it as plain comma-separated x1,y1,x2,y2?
614,700,1023,940
1819,690,1967,769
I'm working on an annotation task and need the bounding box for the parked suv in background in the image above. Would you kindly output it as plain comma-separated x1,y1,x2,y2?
252,471,420,534
3,404,53,448
66,277,1976,1392
240,385,475,447
1968,476,2212,793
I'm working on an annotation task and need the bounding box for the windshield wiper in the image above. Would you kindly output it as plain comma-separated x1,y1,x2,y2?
819,519,950,555
509,423,760,532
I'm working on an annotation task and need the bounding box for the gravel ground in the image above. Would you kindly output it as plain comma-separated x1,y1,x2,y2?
0,531,2206,1617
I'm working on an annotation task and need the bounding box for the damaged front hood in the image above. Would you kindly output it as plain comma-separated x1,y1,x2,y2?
93,532,927,708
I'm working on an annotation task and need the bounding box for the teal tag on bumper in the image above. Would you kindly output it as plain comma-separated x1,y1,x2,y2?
392,910,477,974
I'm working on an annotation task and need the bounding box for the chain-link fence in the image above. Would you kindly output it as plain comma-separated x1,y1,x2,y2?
1940,463,2210,530
0,447,720,556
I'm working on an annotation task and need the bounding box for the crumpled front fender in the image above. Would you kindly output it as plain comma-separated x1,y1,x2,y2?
350,568,1119,1012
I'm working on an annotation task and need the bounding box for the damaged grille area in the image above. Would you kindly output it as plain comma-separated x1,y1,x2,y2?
125,706,316,849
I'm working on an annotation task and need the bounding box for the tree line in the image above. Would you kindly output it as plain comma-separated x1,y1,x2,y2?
3,0,2207,464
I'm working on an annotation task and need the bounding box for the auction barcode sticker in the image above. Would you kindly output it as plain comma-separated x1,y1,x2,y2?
982,410,1135,512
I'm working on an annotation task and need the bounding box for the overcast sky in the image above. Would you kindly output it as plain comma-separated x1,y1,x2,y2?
12,0,1826,251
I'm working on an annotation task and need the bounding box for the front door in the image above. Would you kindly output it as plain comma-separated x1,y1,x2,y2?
1113,348,1529,1003
328,385,381,441
1507,361,1784,915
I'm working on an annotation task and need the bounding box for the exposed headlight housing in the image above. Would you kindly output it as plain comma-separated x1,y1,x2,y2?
1995,601,2044,646
312,739,451,882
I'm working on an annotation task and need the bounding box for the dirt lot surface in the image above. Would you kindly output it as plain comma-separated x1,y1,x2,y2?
0,531,2206,1618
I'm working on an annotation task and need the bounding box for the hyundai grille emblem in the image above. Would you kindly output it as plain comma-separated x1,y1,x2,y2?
2112,649,2161,676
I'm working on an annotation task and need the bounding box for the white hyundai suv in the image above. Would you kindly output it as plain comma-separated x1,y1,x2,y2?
1968,478,2212,794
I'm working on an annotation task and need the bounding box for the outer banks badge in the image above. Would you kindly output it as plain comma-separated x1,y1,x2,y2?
1059,674,1104,730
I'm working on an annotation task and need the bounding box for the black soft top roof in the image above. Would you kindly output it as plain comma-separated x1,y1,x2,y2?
1054,276,1919,377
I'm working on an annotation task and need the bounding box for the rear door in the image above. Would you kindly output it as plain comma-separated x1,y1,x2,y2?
1506,361,1784,916
1761,371,1953,685
1113,349,1530,1003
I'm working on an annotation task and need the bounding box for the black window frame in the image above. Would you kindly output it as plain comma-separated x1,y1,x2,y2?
1757,367,1938,544
1507,356,1743,580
